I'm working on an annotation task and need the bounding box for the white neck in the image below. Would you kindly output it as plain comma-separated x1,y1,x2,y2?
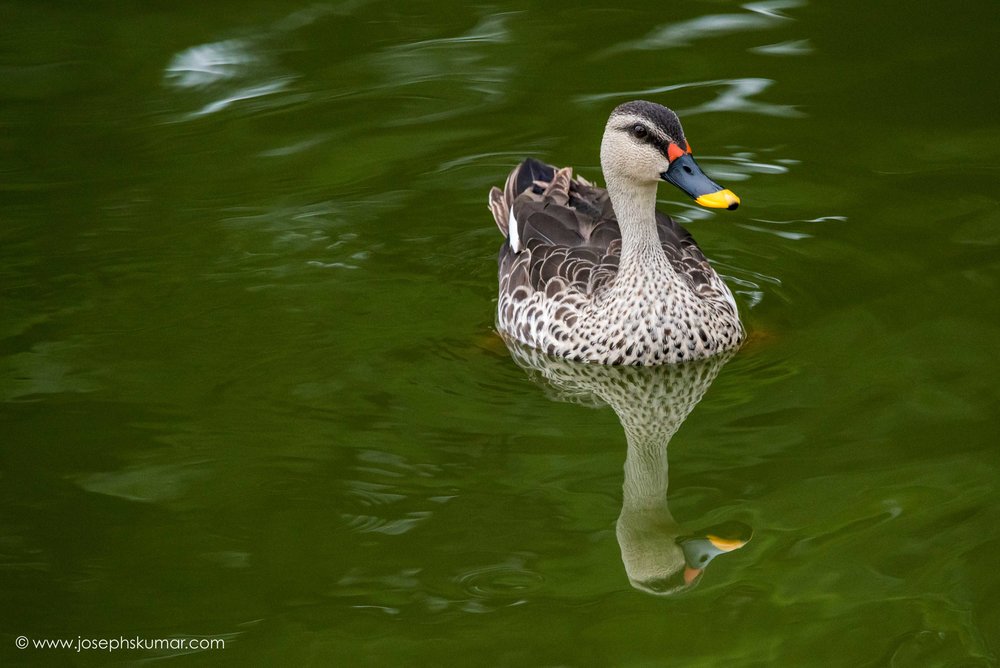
621,426,672,511
599,380,686,511
605,178,671,271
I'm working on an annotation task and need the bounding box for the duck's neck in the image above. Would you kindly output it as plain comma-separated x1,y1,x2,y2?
606,179,667,267
598,375,686,511
619,420,674,512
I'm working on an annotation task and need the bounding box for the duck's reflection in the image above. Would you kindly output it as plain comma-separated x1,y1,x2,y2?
504,338,752,596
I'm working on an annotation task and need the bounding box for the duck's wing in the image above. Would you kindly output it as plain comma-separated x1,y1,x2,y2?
655,211,712,293
655,211,736,311
489,158,621,298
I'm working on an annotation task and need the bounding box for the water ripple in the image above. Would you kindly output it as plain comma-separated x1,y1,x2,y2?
367,13,514,123
343,511,433,535
386,13,512,49
700,152,794,183
344,480,407,508
739,216,848,241
744,0,804,20
164,40,258,89
210,195,408,284
454,558,545,601
578,78,803,118
163,34,297,120
338,449,450,537
751,39,814,56
161,5,340,120
607,0,804,52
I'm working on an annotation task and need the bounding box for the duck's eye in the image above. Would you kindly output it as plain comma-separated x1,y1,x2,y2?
630,124,648,140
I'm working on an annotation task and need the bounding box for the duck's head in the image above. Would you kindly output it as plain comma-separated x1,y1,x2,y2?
600,100,740,210
618,518,752,596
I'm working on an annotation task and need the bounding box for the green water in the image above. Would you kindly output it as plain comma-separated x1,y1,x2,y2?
2,0,998,665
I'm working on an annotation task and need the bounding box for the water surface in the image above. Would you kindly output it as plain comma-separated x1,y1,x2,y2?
2,0,998,665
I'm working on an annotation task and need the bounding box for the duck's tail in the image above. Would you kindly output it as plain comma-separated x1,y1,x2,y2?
488,158,556,237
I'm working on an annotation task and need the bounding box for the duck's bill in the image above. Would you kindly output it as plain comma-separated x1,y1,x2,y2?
677,521,753,569
661,154,741,210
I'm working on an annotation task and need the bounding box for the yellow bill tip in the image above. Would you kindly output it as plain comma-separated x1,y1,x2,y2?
707,534,749,552
695,189,741,210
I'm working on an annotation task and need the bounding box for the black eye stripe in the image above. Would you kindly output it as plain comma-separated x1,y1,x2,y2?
617,122,672,154
617,122,650,141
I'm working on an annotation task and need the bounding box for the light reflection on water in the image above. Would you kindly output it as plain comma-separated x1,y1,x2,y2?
608,0,805,51
576,78,803,118
504,342,753,596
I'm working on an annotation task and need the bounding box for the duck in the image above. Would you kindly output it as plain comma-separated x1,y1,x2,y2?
488,100,744,365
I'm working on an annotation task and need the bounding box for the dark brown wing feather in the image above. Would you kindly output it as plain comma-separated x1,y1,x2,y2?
490,158,715,299
655,210,718,294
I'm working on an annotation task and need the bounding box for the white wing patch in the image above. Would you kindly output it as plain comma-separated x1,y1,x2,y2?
508,208,521,253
